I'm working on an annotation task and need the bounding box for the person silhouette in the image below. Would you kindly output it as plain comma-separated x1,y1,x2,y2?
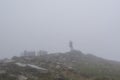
69,41,74,51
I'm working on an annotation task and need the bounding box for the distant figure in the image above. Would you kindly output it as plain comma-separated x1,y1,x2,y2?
22,50,36,57
69,41,74,51
37,50,48,56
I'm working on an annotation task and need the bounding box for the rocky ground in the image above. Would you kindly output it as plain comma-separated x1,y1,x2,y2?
0,50,120,80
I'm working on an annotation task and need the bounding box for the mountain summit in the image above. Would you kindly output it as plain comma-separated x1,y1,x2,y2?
0,48,120,80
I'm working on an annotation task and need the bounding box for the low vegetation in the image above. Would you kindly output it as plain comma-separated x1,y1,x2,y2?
0,50,120,80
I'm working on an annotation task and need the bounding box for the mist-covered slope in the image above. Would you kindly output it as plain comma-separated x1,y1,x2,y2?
1,50,120,80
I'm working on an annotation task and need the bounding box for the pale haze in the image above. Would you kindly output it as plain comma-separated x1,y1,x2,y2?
0,0,120,61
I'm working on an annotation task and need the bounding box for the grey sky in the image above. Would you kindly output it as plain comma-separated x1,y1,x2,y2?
0,0,120,61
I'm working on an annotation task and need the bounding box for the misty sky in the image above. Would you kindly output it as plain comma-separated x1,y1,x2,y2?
0,0,120,61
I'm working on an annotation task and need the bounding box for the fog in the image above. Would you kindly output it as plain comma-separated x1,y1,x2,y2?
0,0,120,61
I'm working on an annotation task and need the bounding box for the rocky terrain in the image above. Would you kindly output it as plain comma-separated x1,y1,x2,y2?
0,50,120,80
